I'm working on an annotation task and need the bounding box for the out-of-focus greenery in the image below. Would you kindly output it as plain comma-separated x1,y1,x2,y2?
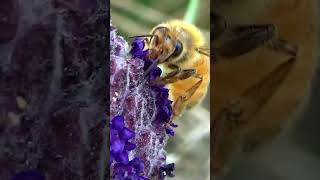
111,1,210,180
111,0,210,42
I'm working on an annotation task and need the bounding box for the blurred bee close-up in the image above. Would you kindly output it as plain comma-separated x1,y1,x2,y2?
212,0,319,179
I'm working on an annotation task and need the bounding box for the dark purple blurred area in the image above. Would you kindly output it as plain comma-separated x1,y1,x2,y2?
0,0,109,180
0,0,19,43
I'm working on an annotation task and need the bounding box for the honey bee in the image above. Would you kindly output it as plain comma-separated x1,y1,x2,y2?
212,0,318,177
212,11,298,175
133,20,210,120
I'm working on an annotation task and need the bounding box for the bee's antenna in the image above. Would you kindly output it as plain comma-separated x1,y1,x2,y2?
136,57,160,88
144,57,160,77
129,35,155,39
129,34,158,45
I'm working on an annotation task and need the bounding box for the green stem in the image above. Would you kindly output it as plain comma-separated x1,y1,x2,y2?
183,0,199,24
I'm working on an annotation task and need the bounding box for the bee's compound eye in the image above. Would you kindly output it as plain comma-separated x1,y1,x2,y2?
172,40,183,58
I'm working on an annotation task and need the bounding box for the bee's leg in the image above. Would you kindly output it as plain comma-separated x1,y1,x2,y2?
165,64,181,76
150,64,196,86
215,24,277,58
268,39,298,58
172,75,203,119
213,57,296,175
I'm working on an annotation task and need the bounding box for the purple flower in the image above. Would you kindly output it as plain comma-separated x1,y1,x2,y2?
110,21,176,179
165,128,175,136
159,163,176,179
110,116,148,179
11,170,45,180
130,38,150,59
110,116,135,163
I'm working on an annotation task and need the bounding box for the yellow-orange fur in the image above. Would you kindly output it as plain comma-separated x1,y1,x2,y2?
168,54,209,108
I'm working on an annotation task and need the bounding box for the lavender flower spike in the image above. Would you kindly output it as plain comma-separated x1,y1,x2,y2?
110,21,177,179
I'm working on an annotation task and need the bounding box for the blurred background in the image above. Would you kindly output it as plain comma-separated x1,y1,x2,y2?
111,0,210,180
213,1,320,180
222,47,320,180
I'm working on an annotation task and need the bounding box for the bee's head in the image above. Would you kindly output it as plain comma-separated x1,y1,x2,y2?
143,26,184,64
131,20,206,65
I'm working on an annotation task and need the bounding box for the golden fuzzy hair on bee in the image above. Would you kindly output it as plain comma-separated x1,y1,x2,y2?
153,20,206,46
151,20,207,66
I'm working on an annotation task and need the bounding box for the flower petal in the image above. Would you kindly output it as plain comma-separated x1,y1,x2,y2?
110,128,118,142
130,38,149,59
129,157,145,174
156,109,171,123
111,139,125,154
125,142,137,151
170,123,178,128
165,128,175,136
120,127,135,141
117,151,129,165
112,115,125,130
149,67,162,80
113,163,127,176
